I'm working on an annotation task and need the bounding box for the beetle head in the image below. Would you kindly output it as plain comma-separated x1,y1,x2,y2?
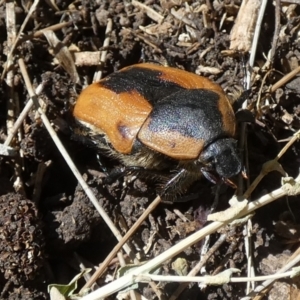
199,138,241,181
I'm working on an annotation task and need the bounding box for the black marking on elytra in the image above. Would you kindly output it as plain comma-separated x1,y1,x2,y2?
100,66,185,105
117,123,131,139
146,89,225,146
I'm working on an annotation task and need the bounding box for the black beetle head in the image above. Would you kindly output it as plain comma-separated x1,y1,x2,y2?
199,138,242,180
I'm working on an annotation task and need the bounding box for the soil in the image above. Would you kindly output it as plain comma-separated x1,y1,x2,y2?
0,1,300,299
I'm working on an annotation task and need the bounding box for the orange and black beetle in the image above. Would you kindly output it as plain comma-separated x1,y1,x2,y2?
73,63,242,197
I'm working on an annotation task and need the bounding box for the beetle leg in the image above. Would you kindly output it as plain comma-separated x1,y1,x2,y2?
105,166,168,184
104,166,149,184
200,168,220,184
201,168,237,188
104,167,127,184
160,169,188,197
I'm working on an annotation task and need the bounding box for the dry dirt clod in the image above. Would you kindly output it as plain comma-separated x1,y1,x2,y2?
0,193,45,298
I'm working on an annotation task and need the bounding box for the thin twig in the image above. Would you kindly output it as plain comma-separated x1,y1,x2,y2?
81,195,162,292
93,18,113,82
117,252,141,300
241,248,300,300
135,268,300,283
269,0,281,64
17,58,135,261
4,83,44,146
243,130,300,199
246,0,268,91
18,21,72,44
81,175,299,299
132,0,164,23
242,0,268,293
1,0,40,81
6,0,26,195
170,234,227,300
5,0,16,138
271,65,300,93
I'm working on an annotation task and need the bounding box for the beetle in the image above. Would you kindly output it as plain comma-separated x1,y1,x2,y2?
73,63,242,198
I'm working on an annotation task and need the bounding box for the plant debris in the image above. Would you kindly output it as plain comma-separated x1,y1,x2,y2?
0,0,300,299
